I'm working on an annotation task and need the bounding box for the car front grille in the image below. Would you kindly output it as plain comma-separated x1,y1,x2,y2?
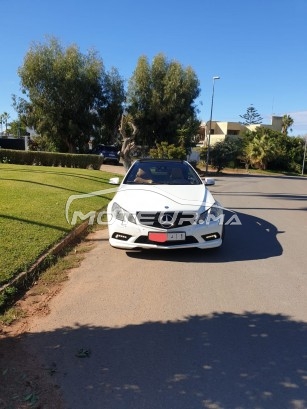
136,211,198,229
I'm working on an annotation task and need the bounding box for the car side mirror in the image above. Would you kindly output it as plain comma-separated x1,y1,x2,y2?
109,177,120,185
204,177,215,186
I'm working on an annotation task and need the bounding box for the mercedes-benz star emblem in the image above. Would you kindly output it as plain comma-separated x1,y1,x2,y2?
158,212,175,228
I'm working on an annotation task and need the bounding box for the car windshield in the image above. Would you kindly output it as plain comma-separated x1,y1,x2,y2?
123,160,202,185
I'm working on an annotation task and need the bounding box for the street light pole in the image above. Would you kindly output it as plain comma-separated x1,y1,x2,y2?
205,76,220,174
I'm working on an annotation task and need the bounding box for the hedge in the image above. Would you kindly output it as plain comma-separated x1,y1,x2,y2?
0,149,104,169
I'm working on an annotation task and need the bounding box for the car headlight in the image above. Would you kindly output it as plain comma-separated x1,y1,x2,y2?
207,201,224,224
198,209,209,224
198,201,224,225
111,202,136,224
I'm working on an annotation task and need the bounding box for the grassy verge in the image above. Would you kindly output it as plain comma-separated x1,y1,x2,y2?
0,232,96,325
0,164,122,290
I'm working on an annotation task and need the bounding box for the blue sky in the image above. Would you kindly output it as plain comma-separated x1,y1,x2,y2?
1,0,307,135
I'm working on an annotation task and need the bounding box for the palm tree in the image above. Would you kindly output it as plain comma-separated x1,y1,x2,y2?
244,130,278,170
2,112,10,135
281,114,294,135
0,114,3,135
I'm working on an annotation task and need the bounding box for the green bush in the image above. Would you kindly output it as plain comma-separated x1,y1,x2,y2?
0,149,104,169
149,142,186,160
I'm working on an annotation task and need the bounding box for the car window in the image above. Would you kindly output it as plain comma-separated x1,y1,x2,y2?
94,145,118,152
124,161,202,185
103,146,118,152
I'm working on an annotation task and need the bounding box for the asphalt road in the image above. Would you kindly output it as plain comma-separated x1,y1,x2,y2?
25,173,307,409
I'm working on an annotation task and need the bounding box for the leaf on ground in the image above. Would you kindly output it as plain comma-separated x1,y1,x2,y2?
24,392,39,405
75,348,91,358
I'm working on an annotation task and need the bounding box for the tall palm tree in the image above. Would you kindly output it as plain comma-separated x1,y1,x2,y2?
2,112,10,135
281,114,294,135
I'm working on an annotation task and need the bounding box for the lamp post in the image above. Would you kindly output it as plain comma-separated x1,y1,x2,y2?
205,76,220,174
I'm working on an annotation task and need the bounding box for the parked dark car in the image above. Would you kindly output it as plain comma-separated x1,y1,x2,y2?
92,145,120,165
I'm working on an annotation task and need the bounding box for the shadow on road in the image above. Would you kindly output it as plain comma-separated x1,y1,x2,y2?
5,312,307,409
125,211,283,263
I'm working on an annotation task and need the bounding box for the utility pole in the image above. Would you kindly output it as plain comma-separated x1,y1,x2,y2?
205,76,220,174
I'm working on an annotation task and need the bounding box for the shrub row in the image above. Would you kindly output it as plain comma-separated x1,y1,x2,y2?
0,149,104,169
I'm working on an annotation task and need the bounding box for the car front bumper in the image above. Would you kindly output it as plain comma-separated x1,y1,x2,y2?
108,219,223,250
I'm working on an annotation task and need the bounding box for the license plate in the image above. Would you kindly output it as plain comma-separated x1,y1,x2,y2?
148,232,186,243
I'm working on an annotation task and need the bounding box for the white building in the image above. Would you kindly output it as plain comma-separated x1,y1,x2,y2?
198,116,283,146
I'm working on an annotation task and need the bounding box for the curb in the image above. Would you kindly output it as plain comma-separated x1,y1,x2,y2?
0,220,90,310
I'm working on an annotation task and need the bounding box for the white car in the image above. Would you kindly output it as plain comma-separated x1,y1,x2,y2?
107,159,224,250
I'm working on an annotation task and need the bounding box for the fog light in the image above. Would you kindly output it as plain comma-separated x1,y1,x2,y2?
202,233,220,241
112,233,131,241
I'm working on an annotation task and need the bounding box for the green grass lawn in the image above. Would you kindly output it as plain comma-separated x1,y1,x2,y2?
0,164,122,287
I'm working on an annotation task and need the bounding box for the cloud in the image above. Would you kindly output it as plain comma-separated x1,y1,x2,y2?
288,110,307,135
288,110,307,125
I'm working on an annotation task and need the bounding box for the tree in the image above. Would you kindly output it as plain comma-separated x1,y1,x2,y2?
7,120,27,137
0,112,10,135
127,53,200,152
244,128,279,170
269,133,303,172
239,105,263,125
11,94,30,137
239,127,304,173
201,138,243,172
17,37,125,152
118,113,137,170
28,134,57,152
149,141,187,160
0,114,3,134
94,67,125,145
281,114,294,135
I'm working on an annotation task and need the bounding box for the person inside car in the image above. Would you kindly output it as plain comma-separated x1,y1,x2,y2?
134,167,153,184
170,167,188,184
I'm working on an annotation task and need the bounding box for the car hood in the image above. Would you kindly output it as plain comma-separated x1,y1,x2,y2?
112,184,215,211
